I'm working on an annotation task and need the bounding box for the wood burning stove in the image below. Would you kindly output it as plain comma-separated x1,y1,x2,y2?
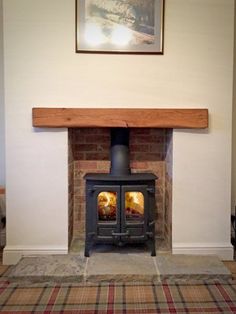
84,128,157,256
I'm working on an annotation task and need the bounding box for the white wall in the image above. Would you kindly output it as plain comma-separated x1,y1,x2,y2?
232,3,236,214
0,0,5,185
2,0,234,264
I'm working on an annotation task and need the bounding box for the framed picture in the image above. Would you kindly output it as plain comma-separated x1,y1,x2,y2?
75,0,164,54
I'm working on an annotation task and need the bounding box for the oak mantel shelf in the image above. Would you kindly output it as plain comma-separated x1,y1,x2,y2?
32,108,208,129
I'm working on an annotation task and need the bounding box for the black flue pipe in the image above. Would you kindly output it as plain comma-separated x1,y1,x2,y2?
110,128,131,176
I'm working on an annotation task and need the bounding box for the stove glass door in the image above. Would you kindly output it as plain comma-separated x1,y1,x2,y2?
121,185,148,237
125,191,144,222
94,185,120,238
97,191,117,221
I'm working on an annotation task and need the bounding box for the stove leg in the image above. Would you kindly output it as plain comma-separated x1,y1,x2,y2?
84,242,90,257
151,243,156,256
148,237,156,256
84,235,94,257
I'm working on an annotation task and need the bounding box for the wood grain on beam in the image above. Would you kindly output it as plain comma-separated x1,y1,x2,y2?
32,108,208,129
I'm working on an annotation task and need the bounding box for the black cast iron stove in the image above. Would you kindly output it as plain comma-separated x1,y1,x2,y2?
84,128,157,256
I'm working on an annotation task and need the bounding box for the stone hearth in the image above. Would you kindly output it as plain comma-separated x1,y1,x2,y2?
7,251,231,283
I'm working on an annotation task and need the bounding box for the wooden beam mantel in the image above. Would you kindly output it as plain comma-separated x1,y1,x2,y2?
32,108,208,129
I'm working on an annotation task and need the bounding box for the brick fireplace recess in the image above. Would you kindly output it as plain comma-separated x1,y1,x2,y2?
33,108,208,254
68,127,173,255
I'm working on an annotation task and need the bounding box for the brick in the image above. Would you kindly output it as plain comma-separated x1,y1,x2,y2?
130,135,164,144
76,144,98,152
150,129,165,136
98,161,110,171
97,128,110,135
130,144,149,152
85,152,109,160
74,195,85,203
97,144,110,152
95,169,108,173
72,136,86,144
130,161,148,169
149,143,165,153
130,128,152,135
74,128,98,136
74,153,86,160
82,128,102,135
131,153,163,161
85,135,110,143
77,161,98,170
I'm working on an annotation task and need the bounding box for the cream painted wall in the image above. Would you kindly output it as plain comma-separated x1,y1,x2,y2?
232,2,236,214
2,0,234,263
0,0,5,185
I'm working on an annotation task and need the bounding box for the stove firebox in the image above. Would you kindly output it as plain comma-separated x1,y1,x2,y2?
84,128,157,256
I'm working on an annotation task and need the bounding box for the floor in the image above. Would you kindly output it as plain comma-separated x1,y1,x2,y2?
1,273,235,313
224,260,236,279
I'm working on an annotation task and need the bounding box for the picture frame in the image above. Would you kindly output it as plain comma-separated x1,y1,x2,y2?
75,0,164,54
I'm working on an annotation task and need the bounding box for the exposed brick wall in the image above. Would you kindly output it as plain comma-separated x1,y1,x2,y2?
71,128,110,161
70,128,110,237
68,128,173,248
164,130,173,249
68,137,74,246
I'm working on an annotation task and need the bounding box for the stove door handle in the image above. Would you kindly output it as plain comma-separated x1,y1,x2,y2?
112,231,130,237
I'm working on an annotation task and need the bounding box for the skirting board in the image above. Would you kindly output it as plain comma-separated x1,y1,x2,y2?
3,246,68,265
4,244,234,264
172,243,234,260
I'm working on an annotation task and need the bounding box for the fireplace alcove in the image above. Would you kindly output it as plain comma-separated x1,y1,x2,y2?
68,127,173,254
32,108,208,253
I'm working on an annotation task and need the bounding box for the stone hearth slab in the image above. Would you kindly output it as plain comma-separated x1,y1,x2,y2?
86,252,157,282
7,254,86,283
155,254,231,281
7,253,232,283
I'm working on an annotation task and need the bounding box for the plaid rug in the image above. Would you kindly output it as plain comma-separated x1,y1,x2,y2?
0,280,236,313
0,268,236,313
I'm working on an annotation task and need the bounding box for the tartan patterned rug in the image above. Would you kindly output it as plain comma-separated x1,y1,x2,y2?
0,280,236,313
0,267,236,313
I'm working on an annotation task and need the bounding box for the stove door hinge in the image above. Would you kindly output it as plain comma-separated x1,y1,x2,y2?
146,187,155,194
148,221,155,227
87,232,95,237
88,187,96,194
146,231,154,238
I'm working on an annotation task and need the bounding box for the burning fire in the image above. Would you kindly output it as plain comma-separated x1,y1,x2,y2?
125,192,144,216
98,191,144,221
98,192,117,220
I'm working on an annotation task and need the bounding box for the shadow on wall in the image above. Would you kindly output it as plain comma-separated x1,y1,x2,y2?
0,192,6,248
